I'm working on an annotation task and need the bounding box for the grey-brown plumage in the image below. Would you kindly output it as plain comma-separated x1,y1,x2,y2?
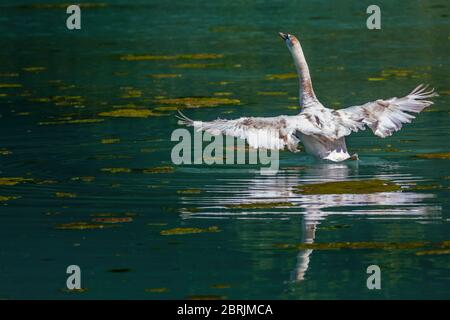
177,33,438,162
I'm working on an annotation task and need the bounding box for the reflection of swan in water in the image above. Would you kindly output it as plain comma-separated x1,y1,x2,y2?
179,163,440,282
182,163,437,218
292,217,317,281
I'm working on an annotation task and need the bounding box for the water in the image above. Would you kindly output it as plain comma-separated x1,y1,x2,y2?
0,0,449,299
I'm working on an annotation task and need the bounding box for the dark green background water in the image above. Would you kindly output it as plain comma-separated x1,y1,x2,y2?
0,0,449,299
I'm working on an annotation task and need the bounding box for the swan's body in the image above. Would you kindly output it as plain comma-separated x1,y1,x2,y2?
177,32,438,162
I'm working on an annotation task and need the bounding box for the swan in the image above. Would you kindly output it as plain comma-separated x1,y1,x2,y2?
177,32,438,162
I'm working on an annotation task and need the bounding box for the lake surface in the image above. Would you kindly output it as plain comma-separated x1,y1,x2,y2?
0,0,448,299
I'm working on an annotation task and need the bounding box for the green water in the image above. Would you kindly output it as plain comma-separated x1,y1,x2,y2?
0,0,449,299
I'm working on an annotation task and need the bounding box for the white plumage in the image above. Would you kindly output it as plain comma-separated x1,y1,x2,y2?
177,33,438,162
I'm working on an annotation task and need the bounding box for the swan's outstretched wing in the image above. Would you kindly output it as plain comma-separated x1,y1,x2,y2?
333,84,438,138
176,111,319,152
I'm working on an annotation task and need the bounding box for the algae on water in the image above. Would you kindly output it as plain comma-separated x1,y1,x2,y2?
160,226,220,236
414,152,450,160
294,179,401,195
156,97,240,109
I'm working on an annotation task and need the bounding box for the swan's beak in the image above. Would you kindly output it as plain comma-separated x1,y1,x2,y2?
278,32,288,40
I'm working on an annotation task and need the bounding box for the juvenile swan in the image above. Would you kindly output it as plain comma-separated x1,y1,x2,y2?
177,32,438,162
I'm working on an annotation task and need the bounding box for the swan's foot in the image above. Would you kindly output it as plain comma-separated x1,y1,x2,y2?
350,153,359,161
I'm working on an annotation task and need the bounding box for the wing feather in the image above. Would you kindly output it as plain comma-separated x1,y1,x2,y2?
334,84,438,138
176,111,302,151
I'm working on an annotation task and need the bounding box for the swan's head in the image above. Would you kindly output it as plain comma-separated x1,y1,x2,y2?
278,32,299,49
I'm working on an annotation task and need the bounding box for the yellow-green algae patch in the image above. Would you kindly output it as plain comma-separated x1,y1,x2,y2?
120,53,223,61
121,55,175,61
142,166,174,174
22,67,46,73
174,63,223,68
31,95,85,107
29,97,51,103
293,179,401,195
145,288,169,293
120,91,142,99
257,91,288,96
153,106,179,111
177,54,224,59
140,148,157,153
101,138,120,144
0,84,22,88
414,152,450,160
416,249,450,256
409,184,442,191
265,73,297,80
58,84,77,90
147,222,169,226
55,192,77,198
181,207,200,213
177,188,202,194
98,109,165,118
160,226,220,236
91,217,133,223
91,213,111,217
0,73,19,77
111,103,142,109
101,168,132,174
91,154,131,160
380,69,415,78
148,74,182,79
274,241,441,251
19,91,32,97
368,68,428,82
156,97,240,109
36,179,58,185
55,222,115,230
225,202,294,209
100,166,174,174
0,196,20,202
0,177,34,186
209,81,231,86
120,87,142,98
0,149,12,155
39,118,104,125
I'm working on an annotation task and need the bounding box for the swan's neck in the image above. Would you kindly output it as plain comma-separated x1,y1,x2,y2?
291,43,318,107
